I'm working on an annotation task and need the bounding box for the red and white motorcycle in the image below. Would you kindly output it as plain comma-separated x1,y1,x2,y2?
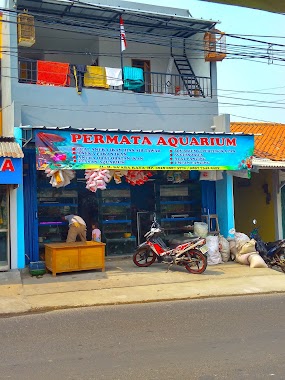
133,217,208,274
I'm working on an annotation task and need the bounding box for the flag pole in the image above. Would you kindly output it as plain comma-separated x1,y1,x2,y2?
120,45,124,91
119,16,126,90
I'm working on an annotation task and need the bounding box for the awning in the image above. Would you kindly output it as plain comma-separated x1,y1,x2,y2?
20,125,253,135
0,142,24,159
252,157,285,169
17,0,217,40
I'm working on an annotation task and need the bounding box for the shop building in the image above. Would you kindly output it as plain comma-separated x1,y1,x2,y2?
231,122,285,241
19,127,253,261
1,0,253,266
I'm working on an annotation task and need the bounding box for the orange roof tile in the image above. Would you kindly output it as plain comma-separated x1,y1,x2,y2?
230,122,285,161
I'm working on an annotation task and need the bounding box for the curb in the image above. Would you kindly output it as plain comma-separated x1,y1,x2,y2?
1,289,285,318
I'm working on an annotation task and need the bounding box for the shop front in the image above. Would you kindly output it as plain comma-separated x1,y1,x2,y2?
0,140,24,270
22,128,254,261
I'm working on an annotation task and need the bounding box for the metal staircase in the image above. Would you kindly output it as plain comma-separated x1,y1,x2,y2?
172,51,205,98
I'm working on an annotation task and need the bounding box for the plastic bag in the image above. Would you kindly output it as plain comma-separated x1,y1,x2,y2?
234,232,250,251
248,253,267,268
194,222,208,238
227,238,237,261
199,171,223,181
206,235,223,265
219,235,230,262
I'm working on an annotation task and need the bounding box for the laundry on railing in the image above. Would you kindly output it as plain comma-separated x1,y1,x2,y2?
123,66,144,90
36,61,70,87
105,67,123,87
84,66,109,88
71,64,87,94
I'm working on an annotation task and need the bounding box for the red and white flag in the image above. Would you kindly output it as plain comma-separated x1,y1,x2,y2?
120,16,127,52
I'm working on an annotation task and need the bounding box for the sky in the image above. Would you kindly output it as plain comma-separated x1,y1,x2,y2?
128,0,285,124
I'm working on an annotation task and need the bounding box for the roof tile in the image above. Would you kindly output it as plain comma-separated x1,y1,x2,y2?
230,122,285,161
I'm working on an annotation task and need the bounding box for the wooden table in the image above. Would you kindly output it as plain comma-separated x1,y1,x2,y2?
45,241,105,277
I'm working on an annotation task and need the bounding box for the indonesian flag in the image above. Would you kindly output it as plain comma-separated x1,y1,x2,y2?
120,16,127,52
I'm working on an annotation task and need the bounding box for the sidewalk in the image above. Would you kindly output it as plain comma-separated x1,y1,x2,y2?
0,257,285,316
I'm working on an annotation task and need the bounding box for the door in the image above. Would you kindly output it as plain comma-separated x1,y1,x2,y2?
132,59,151,93
0,186,9,270
131,181,156,243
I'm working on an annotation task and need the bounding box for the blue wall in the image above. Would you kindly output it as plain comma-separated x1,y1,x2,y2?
14,127,25,268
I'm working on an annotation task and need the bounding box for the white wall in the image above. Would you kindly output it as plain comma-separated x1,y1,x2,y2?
98,37,171,72
1,0,18,136
15,83,218,132
98,35,211,78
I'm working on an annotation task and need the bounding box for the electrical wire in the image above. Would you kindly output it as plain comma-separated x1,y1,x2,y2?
0,4,285,119
2,6,285,63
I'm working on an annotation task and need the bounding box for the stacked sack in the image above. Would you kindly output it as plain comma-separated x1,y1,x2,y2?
85,169,112,192
205,235,230,265
206,235,223,265
219,235,230,262
230,231,267,268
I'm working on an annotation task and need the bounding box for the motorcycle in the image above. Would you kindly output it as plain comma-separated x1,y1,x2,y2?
133,217,208,274
250,219,285,273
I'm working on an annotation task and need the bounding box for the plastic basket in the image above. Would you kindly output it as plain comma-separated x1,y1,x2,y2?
29,261,46,276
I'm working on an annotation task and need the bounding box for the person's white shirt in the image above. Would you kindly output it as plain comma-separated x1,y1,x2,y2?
64,215,86,226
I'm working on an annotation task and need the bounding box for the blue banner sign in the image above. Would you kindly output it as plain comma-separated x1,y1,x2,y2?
0,157,22,184
35,130,254,171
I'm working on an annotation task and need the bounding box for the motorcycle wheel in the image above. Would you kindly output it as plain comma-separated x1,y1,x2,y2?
184,249,207,274
133,247,156,267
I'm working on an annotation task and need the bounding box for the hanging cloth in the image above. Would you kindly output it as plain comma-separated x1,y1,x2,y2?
84,66,109,88
71,64,87,94
123,67,144,90
37,60,70,86
105,67,123,87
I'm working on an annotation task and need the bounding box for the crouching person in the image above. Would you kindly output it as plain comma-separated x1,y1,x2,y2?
61,214,87,242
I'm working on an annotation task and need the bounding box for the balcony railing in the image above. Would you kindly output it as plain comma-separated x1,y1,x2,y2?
18,59,212,98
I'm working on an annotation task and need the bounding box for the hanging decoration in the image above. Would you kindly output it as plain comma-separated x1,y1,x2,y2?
111,170,128,184
204,29,226,62
85,169,112,192
45,168,75,188
17,10,36,47
199,171,224,181
125,170,152,186
166,171,187,183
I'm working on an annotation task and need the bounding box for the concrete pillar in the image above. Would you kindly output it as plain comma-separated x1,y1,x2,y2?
213,114,230,133
10,127,25,269
216,172,235,237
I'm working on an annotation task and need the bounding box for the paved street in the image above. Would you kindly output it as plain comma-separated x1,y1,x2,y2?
1,294,285,380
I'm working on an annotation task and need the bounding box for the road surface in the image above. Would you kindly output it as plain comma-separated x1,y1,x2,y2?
1,294,285,379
